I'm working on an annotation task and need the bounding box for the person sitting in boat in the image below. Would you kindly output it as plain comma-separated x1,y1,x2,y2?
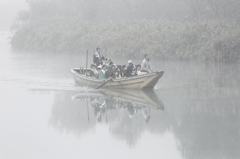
117,65,122,73
93,48,106,66
97,65,106,79
105,58,111,66
96,66,102,78
105,64,115,79
115,65,122,79
102,65,106,74
121,65,127,78
136,64,142,76
112,64,118,79
107,61,113,70
105,66,111,79
90,64,98,77
126,60,137,77
141,54,152,74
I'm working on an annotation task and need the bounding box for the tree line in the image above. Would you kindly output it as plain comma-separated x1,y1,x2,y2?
18,0,240,22
10,0,240,62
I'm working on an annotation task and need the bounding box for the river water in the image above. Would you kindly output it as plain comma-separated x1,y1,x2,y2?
1,31,240,159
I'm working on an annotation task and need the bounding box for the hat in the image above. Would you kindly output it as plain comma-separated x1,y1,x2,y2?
97,65,102,69
112,64,117,67
128,60,133,64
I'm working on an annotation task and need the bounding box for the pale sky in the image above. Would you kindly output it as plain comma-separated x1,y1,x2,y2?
0,0,28,30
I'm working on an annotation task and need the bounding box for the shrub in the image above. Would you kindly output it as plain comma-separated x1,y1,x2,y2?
10,19,240,62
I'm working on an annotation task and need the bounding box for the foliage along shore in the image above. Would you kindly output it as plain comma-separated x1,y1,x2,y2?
10,19,240,62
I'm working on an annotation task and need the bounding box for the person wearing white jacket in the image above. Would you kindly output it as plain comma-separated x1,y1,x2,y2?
141,54,152,74
137,64,142,76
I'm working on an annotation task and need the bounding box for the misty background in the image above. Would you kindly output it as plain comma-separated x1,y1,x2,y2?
0,1,240,159
7,0,240,62
0,0,28,31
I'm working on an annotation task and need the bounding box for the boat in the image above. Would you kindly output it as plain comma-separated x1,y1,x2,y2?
72,89,164,110
71,68,164,89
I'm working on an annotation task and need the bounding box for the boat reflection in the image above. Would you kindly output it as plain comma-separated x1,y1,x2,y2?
49,89,164,137
72,89,164,123
49,86,240,157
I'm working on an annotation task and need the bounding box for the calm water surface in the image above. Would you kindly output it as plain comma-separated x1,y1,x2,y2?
0,31,240,159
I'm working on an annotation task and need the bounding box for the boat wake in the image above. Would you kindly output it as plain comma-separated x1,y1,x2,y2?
0,76,79,91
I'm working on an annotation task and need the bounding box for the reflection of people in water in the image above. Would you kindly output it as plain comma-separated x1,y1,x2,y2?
90,95,153,122
142,107,151,123
95,106,102,122
105,98,115,109
126,102,138,118
91,96,106,122
117,100,123,108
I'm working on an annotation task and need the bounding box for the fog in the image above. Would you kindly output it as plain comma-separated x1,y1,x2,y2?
0,0,28,31
1,1,240,159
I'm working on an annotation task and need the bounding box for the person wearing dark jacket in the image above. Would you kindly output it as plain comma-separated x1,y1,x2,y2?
121,65,127,78
93,48,105,66
105,64,117,79
107,62,113,69
111,64,118,79
126,60,136,77
115,65,121,78
105,67,112,79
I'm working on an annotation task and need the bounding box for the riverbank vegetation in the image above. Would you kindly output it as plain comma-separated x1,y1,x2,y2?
10,0,240,62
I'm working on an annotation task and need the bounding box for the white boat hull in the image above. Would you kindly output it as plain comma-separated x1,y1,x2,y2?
71,68,164,89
